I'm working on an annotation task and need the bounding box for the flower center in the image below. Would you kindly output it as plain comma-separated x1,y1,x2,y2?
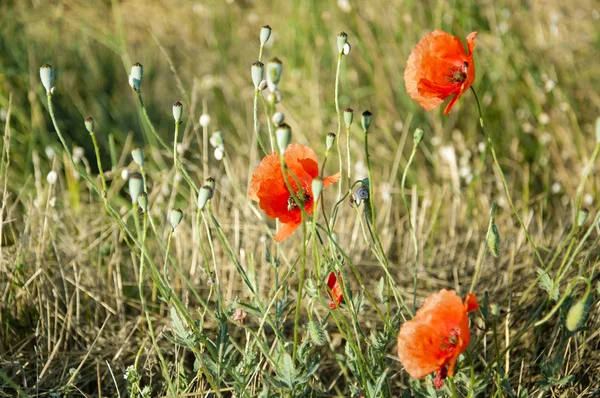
447,62,469,84
439,328,460,350
287,186,311,212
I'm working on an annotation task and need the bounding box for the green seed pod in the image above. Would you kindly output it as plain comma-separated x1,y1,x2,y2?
170,208,184,230
40,64,54,94
276,123,291,154
210,131,224,150
260,25,272,46
131,147,144,167
361,110,372,132
490,303,499,317
130,62,143,91
566,299,587,332
128,173,144,204
204,177,216,191
337,32,348,53
413,127,424,147
577,208,589,227
266,58,283,92
172,101,183,123
137,192,148,211
326,132,336,151
344,108,354,128
312,177,323,201
84,117,95,134
197,185,213,211
251,61,264,89
596,117,600,144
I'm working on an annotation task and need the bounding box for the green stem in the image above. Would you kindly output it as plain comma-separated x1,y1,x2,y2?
89,132,107,192
400,145,419,311
292,221,307,362
253,89,268,155
334,52,344,206
471,87,545,269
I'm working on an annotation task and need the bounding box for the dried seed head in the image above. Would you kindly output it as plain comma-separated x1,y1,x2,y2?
172,101,183,123
40,64,54,94
130,62,143,91
128,173,144,204
266,58,283,92
337,32,348,53
260,25,272,46
251,61,264,89
131,147,144,167
272,112,285,126
326,132,336,151
137,192,148,211
361,110,372,132
344,108,354,127
84,117,95,134
170,208,184,230
276,123,291,154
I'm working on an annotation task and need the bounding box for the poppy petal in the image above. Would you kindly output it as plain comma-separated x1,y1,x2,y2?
465,293,479,312
274,222,300,242
323,172,341,189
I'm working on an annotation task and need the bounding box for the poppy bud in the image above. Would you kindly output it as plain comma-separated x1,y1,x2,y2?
308,319,325,346
566,299,588,332
131,147,144,167
129,62,143,92
137,192,148,211
276,123,291,154
312,177,323,201
337,32,348,53
170,208,184,230
577,208,589,227
128,173,144,204
342,42,351,56
197,185,213,211
266,58,283,92
173,101,183,123
40,64,54,94
251,61,264,89
326,132,336,151
272,112,285,126
47,171,58,185
267,89,283,104
199,114,211,128
361,110,372,132
84,116,95,134
490,303,499,317
344,108,354,127
413,127,424,147
260,25,272,46
210,131,224,150
487,224,500,258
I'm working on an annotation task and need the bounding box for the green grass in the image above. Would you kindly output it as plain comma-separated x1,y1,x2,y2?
1,0,600,396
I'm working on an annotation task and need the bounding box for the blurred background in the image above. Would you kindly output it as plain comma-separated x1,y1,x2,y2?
2,0,600,394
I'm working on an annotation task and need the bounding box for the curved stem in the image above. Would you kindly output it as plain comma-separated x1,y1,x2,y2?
89,132,107,192
400,146,419,311
471,87,545,269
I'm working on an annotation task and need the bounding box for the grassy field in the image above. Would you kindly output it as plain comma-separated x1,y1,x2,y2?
1,0,600,396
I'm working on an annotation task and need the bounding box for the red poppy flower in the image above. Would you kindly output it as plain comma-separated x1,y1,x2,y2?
405,30,477,114
327,271,343,309
248,144,340,242
397,289,478,388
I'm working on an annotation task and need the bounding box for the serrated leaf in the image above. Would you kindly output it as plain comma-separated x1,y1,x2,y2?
309,319,325,346
537,268,558,301
278,352,295,389
170,307,193,342
377,276,386,304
